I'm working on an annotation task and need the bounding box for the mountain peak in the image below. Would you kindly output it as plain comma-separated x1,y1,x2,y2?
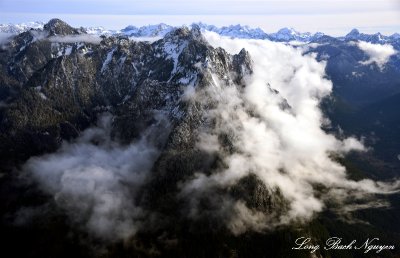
270,27,315,42
197,23,268,39
121,23,174,37
43,18,82,36
346,28,360,38
277,27,297,34
391,33,400,39
122,25,137,31
190,24,202,38
344,28,390,43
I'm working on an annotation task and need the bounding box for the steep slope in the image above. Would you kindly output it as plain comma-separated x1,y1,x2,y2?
0,21,255,164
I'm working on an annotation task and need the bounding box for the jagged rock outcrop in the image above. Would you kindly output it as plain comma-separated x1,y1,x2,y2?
43,18,83,36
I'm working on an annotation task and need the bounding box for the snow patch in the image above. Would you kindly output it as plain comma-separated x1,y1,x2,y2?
101,48,116,73
38,92,47,100
163,40,188,80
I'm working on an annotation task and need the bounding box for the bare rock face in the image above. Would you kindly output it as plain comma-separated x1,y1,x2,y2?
43,18,83,36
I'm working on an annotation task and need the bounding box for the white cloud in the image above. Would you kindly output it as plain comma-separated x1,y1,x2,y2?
23,114,166,240
0,32,13,49
178,32,399,234
48,34,102,44
357,41,398,70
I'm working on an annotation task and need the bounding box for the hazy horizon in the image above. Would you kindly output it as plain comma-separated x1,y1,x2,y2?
1,0,399,36
1,15,400,37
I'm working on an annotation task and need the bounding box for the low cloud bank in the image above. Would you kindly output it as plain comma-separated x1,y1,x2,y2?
28,30,102,44
178,32,399,234
48,34,102,44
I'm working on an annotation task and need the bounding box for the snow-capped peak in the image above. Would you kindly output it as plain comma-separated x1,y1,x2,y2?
84,26,119,36
1,20,398,45
0,21,44,34
391,33,400,40
346,28,360,38
193,23,268,39
277,27,298,35
121,23,174,37
344,28,390,43
269,27,321,42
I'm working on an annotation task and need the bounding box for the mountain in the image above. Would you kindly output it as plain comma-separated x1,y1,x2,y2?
1,19,400,258
5,21,400,45
305,37,400,105
341,28,400,45
391,33,400,40
344,28,388,43
0,18,293,258
0,20,211,162
194,23,270,39
269,27,324,42
0,21,44,34
121,23,174,37
84,26,118,36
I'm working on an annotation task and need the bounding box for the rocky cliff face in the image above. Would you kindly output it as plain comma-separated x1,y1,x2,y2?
0,19,283,227
2,20,248,147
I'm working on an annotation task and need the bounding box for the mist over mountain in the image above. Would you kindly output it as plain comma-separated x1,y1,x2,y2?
1,19,400,258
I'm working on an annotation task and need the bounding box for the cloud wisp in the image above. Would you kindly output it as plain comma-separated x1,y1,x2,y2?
48,34,102,44
26,30,102,44
356,41,397,70
0,32,13,49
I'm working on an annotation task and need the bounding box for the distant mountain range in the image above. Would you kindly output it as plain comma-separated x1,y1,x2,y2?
1,21,399,43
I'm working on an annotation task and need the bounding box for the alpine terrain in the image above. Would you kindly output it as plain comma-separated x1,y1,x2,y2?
0,19,400,258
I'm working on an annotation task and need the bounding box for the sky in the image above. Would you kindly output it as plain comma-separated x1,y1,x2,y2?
0,0,399,35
